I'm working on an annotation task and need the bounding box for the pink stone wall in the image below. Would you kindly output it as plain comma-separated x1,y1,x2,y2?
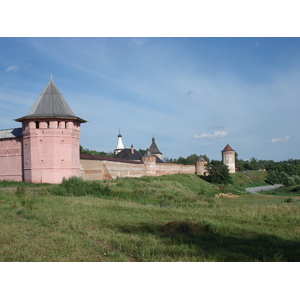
80,158,144,180
156,163,195,175
80,156,196,181
23,120,81,183
141,156,156,176
0,137,23,181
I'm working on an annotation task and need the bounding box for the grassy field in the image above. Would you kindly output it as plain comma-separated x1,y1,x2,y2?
0,173,299,262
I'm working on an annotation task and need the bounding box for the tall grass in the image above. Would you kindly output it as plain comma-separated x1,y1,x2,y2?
0,174,299,261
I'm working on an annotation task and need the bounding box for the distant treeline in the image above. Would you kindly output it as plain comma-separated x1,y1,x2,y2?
236,157,300,173
164,154,206,165
80,146,300,182
80,146,113,157
165,153,300,173
166,153,300,187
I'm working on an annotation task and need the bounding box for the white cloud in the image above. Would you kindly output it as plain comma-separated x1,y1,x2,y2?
194,131,228,139
5,63,31,73
275,54,283,59
5,65,19,72
271,136,290,143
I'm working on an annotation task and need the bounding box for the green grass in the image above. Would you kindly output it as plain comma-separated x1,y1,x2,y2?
231,171,268,187
0,173,299,262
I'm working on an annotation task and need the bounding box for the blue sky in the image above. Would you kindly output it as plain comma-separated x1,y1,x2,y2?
0,37,299,161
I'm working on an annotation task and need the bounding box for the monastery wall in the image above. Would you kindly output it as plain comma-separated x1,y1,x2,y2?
0,137,23,181
156,163,195,175
103,160,144,179
80,155,196,180
80,155,144,180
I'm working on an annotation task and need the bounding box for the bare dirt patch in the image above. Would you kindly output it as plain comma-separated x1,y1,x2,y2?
215,193,240,199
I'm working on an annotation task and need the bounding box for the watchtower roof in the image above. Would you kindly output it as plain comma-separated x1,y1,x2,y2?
222,144,234,152
15,78,86,123
149,137,161,154
197,155,206,162
0,128,22,140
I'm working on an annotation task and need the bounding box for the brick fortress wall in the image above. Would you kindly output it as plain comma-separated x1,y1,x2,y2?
0,137,23,181
80,154,198,180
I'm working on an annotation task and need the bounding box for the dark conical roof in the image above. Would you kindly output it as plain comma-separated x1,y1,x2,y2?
197,155,206,162
149,137,161,154
144,148,152,157
15,79,86,123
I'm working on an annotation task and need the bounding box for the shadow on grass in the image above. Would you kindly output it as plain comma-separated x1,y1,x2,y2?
117,221,300,262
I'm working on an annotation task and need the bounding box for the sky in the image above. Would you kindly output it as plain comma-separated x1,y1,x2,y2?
0,37,299,162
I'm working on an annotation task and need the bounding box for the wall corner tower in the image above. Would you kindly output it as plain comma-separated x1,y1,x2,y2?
222,144,236,173
148,137,162,160
141,148,156,176
15,78,87,183
195,155,207,176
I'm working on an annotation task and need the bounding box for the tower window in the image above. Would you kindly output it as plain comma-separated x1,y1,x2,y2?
35,121,40,129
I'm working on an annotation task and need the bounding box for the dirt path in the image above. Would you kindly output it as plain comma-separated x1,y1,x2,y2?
245,184,283,194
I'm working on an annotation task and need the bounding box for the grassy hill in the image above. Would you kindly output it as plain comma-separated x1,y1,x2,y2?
0,173,299,262
231,171,268,187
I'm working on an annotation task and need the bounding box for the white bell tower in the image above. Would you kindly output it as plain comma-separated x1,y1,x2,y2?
114,130,125,155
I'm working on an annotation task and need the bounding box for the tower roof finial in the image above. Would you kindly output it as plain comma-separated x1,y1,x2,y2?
50,73,53,81
118,129,122,137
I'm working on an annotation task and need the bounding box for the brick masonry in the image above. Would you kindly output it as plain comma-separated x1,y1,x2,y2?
80,155,197,180
0,137,23,181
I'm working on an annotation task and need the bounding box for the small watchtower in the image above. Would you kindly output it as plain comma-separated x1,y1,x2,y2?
148,137,162,160
195,155,207,176
15,77,86,183
141,148,156,176
222,144,236,173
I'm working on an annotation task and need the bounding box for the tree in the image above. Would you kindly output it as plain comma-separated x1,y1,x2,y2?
80,145,113,157
138,149,146,156
205,160,233,185
249,157,260,170
186,154,199,165
266,170,280,185
177,156,187,165
235,152,245,172
202,154,210,163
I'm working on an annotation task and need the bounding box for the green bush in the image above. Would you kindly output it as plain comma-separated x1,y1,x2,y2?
291,186,300,193
204,160,233,185
283,176,295,187
267,171,298,186
284,198,294,203
266,170,280,185
292,175,300,184
50,177,112,197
